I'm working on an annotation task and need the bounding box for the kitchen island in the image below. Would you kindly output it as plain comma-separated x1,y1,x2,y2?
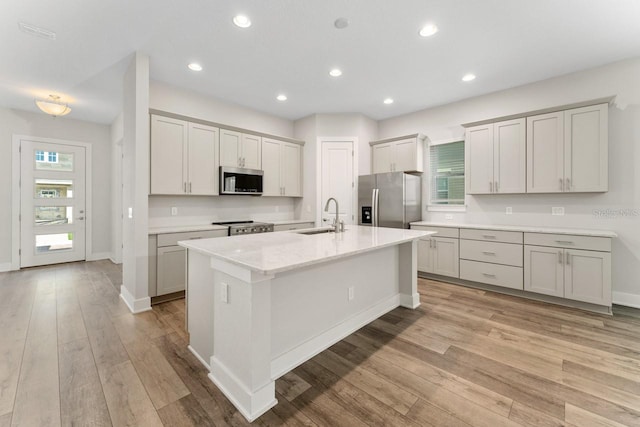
179,225,432,421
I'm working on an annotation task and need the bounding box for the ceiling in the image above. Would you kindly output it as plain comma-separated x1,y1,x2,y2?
2,0,640,125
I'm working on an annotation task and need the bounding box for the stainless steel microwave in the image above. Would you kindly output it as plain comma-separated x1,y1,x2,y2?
219,167,263,195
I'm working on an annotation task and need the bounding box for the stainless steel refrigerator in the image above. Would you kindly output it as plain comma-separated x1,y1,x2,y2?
358,172,422,229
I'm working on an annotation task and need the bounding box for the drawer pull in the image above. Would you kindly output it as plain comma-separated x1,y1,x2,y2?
558,251,563,264
566,252,570,265
555,240,574,245
482,235,496,239
482,273,496,277
482,251,496,255
188,237,203,240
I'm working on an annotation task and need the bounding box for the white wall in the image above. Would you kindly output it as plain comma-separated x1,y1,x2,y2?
110,113,123,264
378,58,640,302
121,53,151,311
0,107,112,269
293,113,378,222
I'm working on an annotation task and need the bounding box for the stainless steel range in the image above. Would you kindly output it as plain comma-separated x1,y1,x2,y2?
211,220,274,236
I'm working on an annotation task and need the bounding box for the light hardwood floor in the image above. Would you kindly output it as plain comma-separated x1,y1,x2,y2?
1,260,639,426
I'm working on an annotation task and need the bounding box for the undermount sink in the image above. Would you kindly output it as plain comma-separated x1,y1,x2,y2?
295,228,336,235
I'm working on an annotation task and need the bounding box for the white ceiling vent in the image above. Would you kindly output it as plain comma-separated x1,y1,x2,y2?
18,22,57,40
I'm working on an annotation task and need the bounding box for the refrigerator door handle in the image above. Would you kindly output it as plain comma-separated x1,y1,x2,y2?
373,188,380,227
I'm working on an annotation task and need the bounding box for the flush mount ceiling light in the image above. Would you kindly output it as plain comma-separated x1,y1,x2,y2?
383,98,394,104
233,15,251,28
35,94,71,117
419,24,438,37
276,94,287,101
334,17,349,29
188,63,203,71
462,73,476,82
329,68,343,77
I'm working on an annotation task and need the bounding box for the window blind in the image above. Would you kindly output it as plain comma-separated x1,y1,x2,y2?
429,141,465,205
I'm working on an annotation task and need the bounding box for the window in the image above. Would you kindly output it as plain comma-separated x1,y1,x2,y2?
35,150,45,162
48,151,58,163
429,140,465,205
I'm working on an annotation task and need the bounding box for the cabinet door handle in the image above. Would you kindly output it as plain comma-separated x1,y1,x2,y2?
482,251,496,255
566,252,570,265
482,234,496,239
555,240,574,245
566,178,571,191
283,186,285,195
558,251,563,264
189,182,192,193
482,273,496,278
559,178,563,191
495,181,499,192
489,181,493,192
183,182,187,193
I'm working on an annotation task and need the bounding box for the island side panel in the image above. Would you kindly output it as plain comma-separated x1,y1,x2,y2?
186,249,216,369
398,240,420,308
270,245,406,379
209,271,277,422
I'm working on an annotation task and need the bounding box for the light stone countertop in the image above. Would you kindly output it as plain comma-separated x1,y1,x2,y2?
179,225,433,275
148,219,315,235
410,221,617,238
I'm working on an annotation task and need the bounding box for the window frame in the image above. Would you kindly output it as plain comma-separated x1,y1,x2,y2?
427,137,466,212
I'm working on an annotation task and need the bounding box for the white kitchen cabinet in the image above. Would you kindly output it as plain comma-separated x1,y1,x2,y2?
149,229,227,300
417,236,459,278
524,231,612,306
465,118,525,194
370,134,425,174
220,129,262,169
262,137,302,196
527,103,607,193
150,115,219,195
273,222,315,232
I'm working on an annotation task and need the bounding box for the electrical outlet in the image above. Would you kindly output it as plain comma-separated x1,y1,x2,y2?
552,207,565,216
171,207,178,216
505,207,512,215
221,283,228,303
348,286,354,301
445,214,453,220
128,207,133,219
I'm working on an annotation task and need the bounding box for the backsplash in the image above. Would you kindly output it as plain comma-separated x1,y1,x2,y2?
148,195,297,228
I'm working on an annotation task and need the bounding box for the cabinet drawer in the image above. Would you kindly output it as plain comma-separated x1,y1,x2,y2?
460,228,523,244
524,233,611,252
411,225,459,239
460,239,523,267
460,260,523,290
157,230,228,247
273,222,315,232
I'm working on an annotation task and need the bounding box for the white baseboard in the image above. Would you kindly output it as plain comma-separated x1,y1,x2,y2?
120,285,152,314
87,252,112,261
188,345,211,371
0,262,12,272
109,256,122,265
613,291,640,309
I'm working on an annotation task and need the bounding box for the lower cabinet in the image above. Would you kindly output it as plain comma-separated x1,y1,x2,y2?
418,236,459,278
525,245,612,306
149,229,227,300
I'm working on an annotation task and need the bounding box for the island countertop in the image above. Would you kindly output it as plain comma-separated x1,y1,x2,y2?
179,225,433,275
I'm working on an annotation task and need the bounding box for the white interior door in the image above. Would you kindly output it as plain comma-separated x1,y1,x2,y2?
320,140,354,225
20,140,86,267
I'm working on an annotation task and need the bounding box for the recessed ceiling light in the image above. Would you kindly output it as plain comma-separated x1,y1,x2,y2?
276,94,287,101
419,24,438,37
462,73,476,82
233,15,251,28
188,63,203,71
383,98,394,105
329,68,343,77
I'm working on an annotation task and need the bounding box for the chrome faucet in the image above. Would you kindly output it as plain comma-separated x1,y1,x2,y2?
324,197,344,233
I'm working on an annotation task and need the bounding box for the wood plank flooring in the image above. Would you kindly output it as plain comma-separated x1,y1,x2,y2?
0,260,639,426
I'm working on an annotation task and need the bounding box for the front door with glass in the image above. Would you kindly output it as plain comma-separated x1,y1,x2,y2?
20,140,86,267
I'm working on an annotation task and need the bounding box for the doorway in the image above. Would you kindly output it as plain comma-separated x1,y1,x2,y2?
14,137,90,268
318,138,358,226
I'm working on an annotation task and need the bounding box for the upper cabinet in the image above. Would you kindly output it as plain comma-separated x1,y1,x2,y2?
220,129,262,170
466,118,526,194
527,103,608,193
150,115,219,195
370,134,425,174
262,137,302,197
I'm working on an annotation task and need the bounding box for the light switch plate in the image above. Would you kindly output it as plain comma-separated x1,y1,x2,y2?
552,207,565,216
445,214,453,220
128,207,133,219
221,283,229,303
171,207,178,216
505,207,512,215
